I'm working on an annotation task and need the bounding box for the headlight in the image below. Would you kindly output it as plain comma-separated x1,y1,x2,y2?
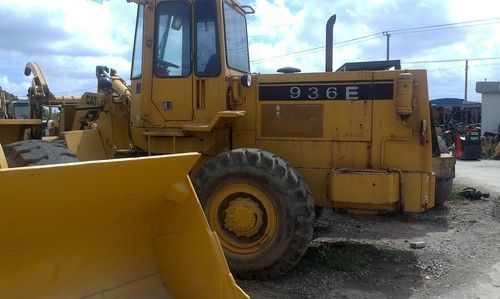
240,74,252,87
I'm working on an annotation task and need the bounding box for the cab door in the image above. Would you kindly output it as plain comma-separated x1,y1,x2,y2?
192,0,223,122
151,0,193,123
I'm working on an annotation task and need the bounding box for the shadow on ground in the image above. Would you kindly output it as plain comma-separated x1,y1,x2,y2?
313,205,451,240
240,241,424,299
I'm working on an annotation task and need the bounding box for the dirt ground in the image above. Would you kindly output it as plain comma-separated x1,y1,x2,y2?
238,160,500,298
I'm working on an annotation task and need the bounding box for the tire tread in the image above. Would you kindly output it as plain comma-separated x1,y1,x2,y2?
193,148,315,279
3,140,77,167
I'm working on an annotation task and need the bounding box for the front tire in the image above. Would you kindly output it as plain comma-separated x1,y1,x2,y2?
192,148,315,279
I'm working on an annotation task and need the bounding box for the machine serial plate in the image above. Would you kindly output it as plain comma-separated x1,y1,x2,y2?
259,81,393,101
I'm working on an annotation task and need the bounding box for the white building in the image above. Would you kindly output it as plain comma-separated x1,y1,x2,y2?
476,81,500,135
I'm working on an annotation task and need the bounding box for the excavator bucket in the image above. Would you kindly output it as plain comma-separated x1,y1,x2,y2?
0,148,248,298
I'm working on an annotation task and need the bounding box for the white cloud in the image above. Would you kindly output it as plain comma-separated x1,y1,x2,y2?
0,0,135,56
245,0,500,100
0,75,30,97
0,0,136,97
0,0,498,102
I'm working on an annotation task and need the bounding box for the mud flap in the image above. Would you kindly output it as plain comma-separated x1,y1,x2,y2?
0,153,248,298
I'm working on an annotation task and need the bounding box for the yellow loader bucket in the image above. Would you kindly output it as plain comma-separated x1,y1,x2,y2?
0,151,248,298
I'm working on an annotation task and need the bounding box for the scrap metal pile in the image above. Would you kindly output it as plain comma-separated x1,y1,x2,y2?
432,105,499,160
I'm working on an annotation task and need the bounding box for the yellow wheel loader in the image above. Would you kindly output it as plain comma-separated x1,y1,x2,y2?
5,0,455,283
0,92,42,144
0,20,248,299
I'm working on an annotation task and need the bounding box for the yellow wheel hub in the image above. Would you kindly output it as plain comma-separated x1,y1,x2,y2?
208,183,277,255
224,198,263,237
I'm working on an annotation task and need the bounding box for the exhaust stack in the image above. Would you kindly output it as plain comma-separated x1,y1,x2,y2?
325,14,337,72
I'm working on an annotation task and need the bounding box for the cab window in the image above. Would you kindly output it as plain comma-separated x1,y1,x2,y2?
223,2,250,73
155,1,191,77
131,5,144,79
195,0,220,76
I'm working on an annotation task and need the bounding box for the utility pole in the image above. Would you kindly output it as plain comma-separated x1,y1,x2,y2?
464,59,469,102
383,31,391,61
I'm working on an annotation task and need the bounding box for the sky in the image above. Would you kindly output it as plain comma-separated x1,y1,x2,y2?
0,0,498,101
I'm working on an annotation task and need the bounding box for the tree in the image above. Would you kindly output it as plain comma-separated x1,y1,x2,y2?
0,86,19,103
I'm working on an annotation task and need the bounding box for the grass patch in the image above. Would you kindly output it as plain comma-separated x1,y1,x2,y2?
309,243,362,271
448,185,467,202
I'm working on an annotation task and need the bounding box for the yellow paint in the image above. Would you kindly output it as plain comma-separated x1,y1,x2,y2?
183,111,246,132
0,119,42,144
329,171,400,206
128,67,439,214
0,154,248,298
63,129,107,160
0,142,8,169
401,172,436,212
0,119,41,125
233,70,435,213
422,172,436,210
208,183,277,255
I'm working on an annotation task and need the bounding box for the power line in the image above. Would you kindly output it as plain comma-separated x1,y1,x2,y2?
334,35,381,48
250,17,500,64
423,62,500,72
471,62,500,68
251,35,383,65
424,66,464,72
250,32,382,64
388,17,500,34
250,46,324,63
391,21,500,36
404,57,500,64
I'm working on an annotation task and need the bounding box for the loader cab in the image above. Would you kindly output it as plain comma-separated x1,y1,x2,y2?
130,0,252,129
10,101,30,119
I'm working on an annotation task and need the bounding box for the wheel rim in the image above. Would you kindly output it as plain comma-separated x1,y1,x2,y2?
208,183,277,255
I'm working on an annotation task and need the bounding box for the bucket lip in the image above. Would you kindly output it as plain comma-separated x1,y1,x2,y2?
0,152,201,172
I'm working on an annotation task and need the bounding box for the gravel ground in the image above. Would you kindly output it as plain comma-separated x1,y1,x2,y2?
238,160,500,298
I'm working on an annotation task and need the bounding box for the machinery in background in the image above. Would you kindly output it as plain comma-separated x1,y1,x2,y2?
9,100,30,119
482,125,500,159
0,95,42,144
455,125,482,160
0,92,7,119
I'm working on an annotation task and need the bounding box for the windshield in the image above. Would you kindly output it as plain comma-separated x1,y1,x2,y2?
131,5,144,79
223,2,250,73
12,103,29,119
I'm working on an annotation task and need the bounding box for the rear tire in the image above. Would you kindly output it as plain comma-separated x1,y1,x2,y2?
3,140,78,167
192,148,315,279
